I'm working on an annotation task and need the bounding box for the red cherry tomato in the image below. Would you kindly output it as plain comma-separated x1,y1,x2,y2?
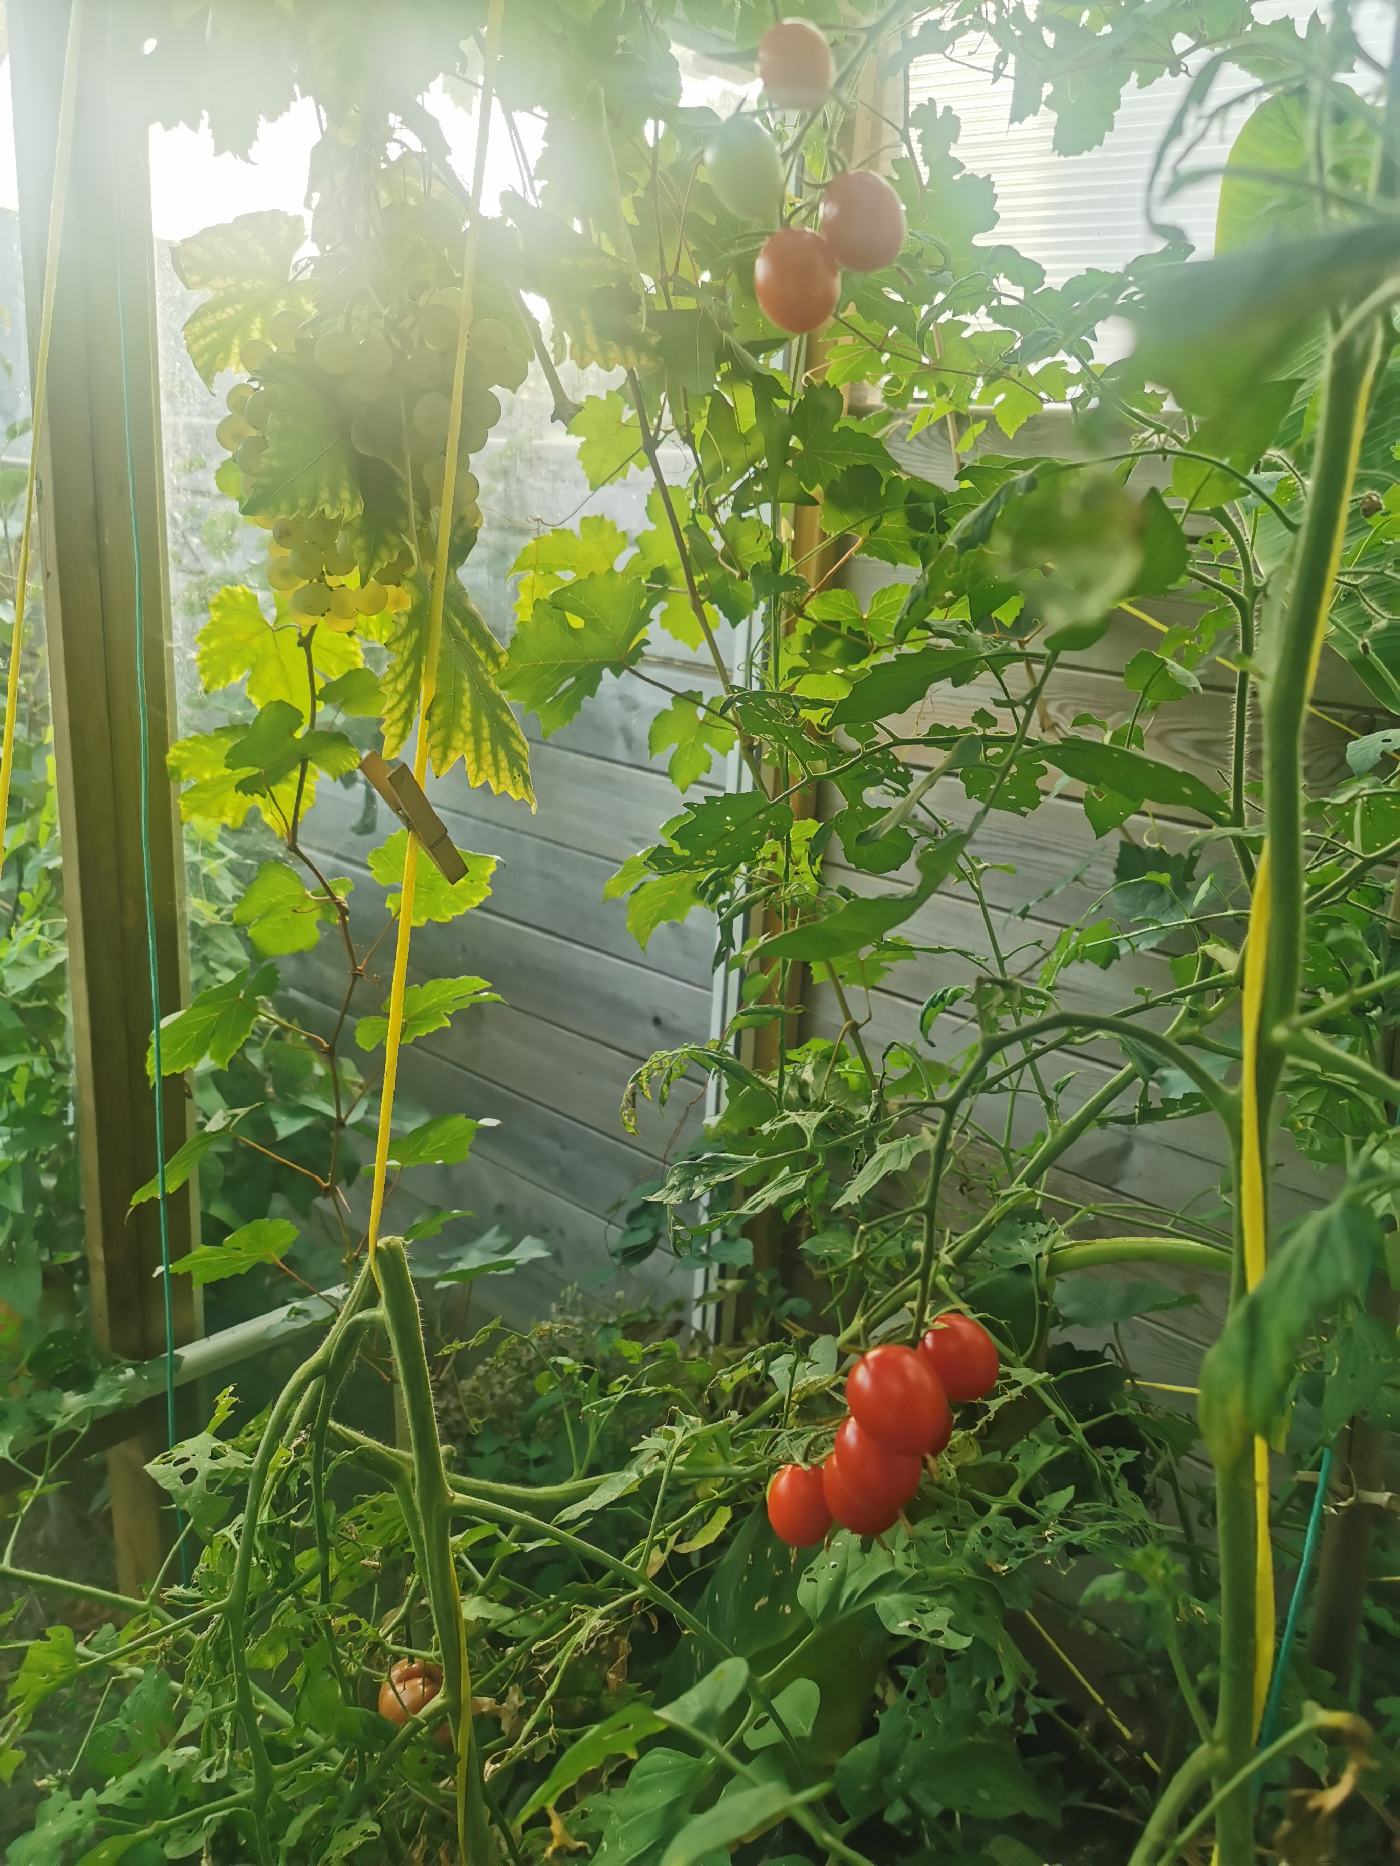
818,169,906,271
757,19,834,108
919,1312,1000,1402
767,1462,832,1547
753,228,841,335
847,1343,951,1455
821,1451,902,1537
832,1416,921,1509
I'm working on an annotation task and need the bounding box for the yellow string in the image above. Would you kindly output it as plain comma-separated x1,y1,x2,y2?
365,0,505,1264
358,13,506,1857
0,0,84,881
1237,848,1275,1732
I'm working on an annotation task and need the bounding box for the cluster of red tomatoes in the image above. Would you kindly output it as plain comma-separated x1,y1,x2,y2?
767,1313,1000,1547
703,18,908,336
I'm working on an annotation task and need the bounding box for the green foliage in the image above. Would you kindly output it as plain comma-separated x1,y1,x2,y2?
5,2,1400,1863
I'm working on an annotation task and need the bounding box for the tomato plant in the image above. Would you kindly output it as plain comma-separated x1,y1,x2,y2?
0,1,1397,1863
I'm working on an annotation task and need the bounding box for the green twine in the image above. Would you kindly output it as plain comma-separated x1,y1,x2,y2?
1255,1443,1334,1775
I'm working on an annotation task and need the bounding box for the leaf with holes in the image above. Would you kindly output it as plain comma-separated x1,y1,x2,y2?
146,1387,254,1533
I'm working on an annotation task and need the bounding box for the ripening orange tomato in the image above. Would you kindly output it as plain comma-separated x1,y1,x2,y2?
758,19,834,108
753,227,841,334
818,169,906,271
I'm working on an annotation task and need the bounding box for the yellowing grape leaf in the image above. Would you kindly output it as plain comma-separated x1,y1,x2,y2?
240,359,363,526
197,585,361,712
429,596,534,803
381,584,534,806
511,514,628,619
171,210,308,385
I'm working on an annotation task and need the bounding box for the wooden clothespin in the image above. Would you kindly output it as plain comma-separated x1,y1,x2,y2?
360,750,467,885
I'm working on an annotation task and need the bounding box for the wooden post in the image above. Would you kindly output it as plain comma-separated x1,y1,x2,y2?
9,0,199,1590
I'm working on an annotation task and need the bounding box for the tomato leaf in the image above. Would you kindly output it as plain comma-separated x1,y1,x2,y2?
1199,1188,1381,1462
757,834,969,962
1039,739,1228,823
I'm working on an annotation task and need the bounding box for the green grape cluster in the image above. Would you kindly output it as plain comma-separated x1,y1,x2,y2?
265,511,407,633
212,288,532,633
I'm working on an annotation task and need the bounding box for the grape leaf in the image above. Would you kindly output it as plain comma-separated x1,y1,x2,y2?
501,570,651,734
388,1114,489,1168
224,700,359,793
168,1217,298,1286
511,515,628,619
568,390,642,488
240,358,363,526
233,862,343,956
149,967,276,1077
169,727,299,830
648,693,734,792
197,585,361,712
170,210,307,385
129,1107,253,1208
381,585,534,806
367,829,496,926
355,975,501,1050
428,593,534,802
